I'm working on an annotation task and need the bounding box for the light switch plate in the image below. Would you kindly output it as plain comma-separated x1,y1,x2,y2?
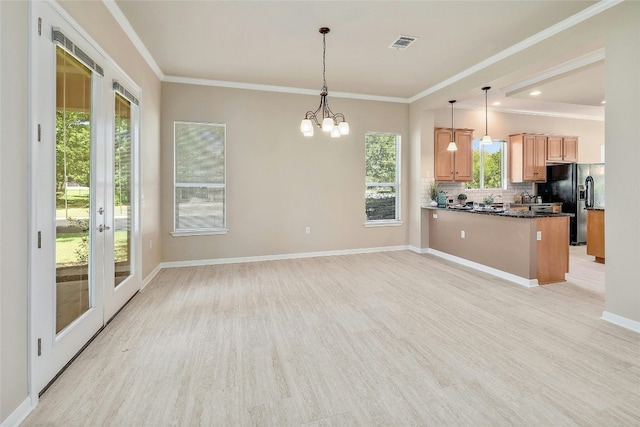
433,213,437,218
536,231,542,241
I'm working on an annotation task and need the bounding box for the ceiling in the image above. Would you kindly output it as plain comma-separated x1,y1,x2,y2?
111,0,615,120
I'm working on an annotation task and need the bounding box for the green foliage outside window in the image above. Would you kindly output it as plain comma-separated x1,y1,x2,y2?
365,133,399,221
365,134,397,183
469,141,503,189
56,110,91,192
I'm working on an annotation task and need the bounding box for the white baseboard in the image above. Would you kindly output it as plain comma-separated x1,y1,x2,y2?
427,248,539,288
1,397,34,427
141,264,162,290
408,245,429,254
601,311,640,333
160,245,410,269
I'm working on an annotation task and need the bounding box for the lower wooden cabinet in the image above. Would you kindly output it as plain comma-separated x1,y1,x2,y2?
586,209,605,263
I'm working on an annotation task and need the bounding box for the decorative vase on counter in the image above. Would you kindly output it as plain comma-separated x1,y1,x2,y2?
436,193,447,208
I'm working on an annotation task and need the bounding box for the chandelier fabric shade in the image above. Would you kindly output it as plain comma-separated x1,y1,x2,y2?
447,100,458,151
300,27,349,138
481,86,492,144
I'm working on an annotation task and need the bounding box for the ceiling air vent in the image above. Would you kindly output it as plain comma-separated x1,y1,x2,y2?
389,35,418,50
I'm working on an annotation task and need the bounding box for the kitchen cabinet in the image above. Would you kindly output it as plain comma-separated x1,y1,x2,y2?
509,133,547,182
434,128,473,182
547,136,578,162
586,209,605,263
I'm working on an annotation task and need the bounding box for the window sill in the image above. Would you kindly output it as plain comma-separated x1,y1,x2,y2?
171,229,228,237
364,220,404,228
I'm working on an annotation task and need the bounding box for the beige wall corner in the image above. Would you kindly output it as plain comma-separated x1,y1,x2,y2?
604,1,640,327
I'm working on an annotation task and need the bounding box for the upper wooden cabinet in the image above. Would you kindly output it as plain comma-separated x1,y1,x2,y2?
547,136,578,162
434,128,473,182
509,133,547,182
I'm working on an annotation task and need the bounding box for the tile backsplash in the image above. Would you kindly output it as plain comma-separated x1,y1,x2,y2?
421,179,535,205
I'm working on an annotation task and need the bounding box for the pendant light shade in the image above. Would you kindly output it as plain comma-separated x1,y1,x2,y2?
447,100,457,151
481,86,492,144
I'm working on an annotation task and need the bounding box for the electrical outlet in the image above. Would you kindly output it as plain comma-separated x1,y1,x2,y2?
536,231,542,241
433,213,437,219
461,230,465,239
149,239,153,249
305,227,311,234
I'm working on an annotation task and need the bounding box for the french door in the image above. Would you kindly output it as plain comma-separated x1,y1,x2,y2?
30,1,140,395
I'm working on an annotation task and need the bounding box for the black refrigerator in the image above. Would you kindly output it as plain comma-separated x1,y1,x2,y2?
536,163,605,245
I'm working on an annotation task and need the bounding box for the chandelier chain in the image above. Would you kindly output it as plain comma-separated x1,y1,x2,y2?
322,32,327,93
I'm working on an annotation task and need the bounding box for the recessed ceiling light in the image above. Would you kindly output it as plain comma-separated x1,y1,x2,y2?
529,90,541,96
601,100,606,104
492,101,501,106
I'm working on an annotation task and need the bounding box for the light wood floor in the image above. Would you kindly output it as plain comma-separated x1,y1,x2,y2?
566,245,606,295
23,250,639,426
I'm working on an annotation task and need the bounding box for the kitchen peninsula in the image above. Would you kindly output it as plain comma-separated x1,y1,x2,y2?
424,207,570,286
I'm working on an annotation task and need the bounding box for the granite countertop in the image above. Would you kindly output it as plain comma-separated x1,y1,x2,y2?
510,202,563,207
586,207,605,211
422,205,574,218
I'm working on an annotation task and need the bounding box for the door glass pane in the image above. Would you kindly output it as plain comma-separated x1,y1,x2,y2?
114,93,132,287
55,46,93,333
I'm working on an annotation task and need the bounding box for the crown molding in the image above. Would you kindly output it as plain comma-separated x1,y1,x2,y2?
454,102,604,122
163,75,409,104
102,0,164,80
502,49,605,97
408,0,622,104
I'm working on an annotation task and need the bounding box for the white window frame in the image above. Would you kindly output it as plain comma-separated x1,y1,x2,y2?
172,121,227,236
364,132,402,227
472,139,508,190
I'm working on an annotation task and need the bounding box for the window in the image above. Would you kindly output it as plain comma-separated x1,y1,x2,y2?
469,139,507,189
173,122,226,234
365,132,401,223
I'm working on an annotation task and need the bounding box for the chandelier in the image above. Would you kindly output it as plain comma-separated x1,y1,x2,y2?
300,27,349,138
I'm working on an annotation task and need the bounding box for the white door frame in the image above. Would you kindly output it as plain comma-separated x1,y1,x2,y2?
28,0,141,403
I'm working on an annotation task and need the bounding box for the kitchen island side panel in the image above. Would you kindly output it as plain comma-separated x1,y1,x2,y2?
428,209,536,279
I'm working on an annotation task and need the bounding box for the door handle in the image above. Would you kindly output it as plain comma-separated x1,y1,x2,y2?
98,224,111,232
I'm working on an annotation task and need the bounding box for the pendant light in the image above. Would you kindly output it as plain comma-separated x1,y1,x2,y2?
447,100,457,151
481,86,492,144
300,27,349,138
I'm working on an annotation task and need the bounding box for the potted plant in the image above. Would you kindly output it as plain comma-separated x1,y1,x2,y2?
457,193,467,205
482,193,494,206
428,181,439,206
